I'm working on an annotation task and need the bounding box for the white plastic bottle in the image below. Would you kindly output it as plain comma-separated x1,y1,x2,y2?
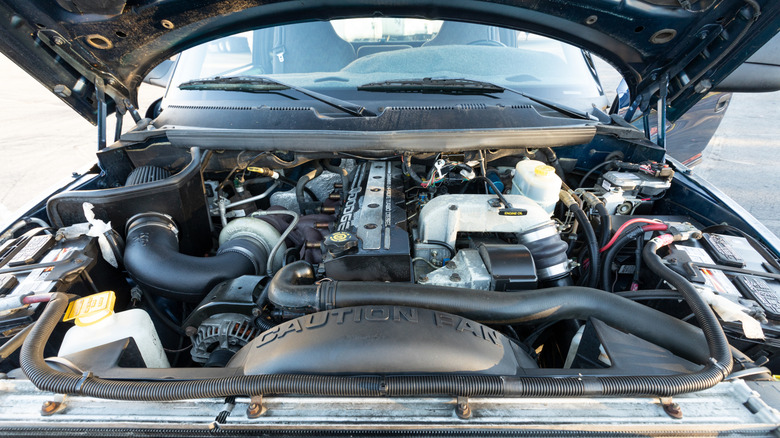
510,160,562,215
58,308,170,368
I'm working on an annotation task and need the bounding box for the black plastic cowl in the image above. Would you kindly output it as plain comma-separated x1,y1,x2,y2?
124,213,269,302
229,306,537,375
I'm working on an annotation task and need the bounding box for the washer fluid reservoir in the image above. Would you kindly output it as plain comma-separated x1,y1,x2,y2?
57,291,169,368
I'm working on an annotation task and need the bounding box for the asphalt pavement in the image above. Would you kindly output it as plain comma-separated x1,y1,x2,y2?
0,54,779,237
695,90,780,236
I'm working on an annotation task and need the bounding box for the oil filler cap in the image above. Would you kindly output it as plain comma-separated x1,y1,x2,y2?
322,231,359,258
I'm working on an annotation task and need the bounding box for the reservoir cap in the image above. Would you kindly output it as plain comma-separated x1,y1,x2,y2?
534,165,555,177
63,291,116,326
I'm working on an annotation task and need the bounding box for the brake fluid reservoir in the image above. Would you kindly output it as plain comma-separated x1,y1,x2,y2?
58,291,169,368
510,160,562,215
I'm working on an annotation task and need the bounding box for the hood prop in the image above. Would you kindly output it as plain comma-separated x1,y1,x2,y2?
96,77,107,150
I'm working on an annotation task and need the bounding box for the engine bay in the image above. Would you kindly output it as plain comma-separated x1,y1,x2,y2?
1,140,778,400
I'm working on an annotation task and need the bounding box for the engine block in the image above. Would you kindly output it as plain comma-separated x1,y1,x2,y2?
321,161,411,281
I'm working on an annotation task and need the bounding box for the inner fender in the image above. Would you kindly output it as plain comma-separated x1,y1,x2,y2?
230,306,537,375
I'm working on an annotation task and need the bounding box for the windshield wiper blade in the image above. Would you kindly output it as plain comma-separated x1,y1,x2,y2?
180,77,290,92
357,78,505,94
180,76,376,117
357,77,593,120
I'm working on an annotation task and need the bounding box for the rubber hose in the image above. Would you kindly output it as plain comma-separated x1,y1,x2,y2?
615,289,683,301
579,191,610,248
403,155,424,186
595,204,611,248
571,205,599,288
144,295,187,337
518,225,570,283
601,225,645,292
124,213,269,302
321,160,350,200
643,238,733,374
276,176,319,202
272,261,707,364
538,147,566,181
296,163,323,213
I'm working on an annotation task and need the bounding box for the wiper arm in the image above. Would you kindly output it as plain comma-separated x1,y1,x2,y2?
507,88,593,121
357,77,593,120
180,76,376,117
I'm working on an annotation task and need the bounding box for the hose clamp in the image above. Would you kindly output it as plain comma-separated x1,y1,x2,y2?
518,221,558,243
125,212,178,241
536,261,571,280
75,371,93,395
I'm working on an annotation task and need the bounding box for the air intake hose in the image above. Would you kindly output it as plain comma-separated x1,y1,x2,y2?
124,213,269,302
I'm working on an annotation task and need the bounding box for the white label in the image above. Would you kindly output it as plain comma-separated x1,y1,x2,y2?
677,246,740,296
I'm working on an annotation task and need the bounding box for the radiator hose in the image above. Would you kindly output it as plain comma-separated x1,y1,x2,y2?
124,213,270,302
21,236,731,400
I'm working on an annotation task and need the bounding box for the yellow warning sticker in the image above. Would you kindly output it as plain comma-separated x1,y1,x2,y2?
63,291,116,327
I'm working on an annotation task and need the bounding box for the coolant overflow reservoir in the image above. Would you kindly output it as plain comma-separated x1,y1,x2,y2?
510,160,562,215
58,291,169,368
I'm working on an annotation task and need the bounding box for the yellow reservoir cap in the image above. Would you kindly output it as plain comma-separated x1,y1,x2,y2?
63,291,116,327
534,165,555,177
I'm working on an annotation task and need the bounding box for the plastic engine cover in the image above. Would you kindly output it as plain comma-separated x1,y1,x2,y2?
230,306,537,375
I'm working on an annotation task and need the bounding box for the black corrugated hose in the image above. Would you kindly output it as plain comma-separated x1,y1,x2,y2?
20,235,731,401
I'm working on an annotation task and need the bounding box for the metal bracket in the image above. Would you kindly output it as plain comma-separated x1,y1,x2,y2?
455,396,472,419
623,94,642,122
41,395,68,416
660,396,683,419
246,395,267,418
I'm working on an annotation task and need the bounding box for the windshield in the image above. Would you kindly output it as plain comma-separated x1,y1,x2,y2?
165,18,608,112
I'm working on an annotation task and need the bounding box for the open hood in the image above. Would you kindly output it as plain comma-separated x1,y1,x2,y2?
0,0,778,125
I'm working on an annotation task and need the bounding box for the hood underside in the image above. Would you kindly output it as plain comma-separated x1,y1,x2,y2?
0,0,778,125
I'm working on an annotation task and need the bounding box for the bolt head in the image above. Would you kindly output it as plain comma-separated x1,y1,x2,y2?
246,402,267,418
455,401,472,419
